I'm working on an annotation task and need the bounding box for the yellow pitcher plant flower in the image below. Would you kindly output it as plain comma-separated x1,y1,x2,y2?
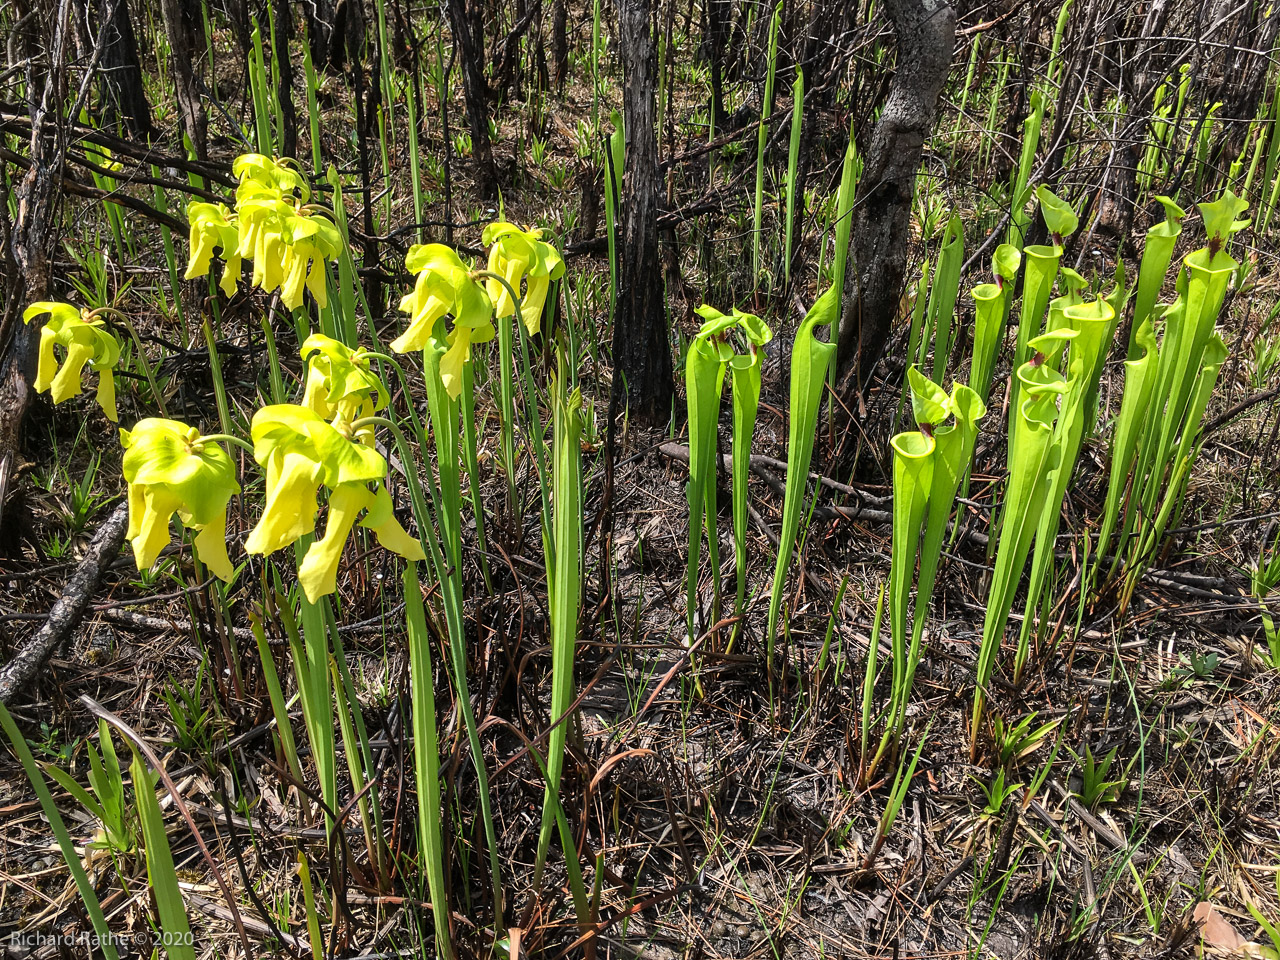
185,202,243,296
244,404,424,602
481,222,565,335
300,334,389,425
22,302,121,421
184,154,342,309
391,244,495,399
120,419,241,581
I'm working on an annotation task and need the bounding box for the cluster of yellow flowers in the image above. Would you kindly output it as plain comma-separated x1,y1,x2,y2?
24,178,566,603
185,154,343,309
121,334,422,602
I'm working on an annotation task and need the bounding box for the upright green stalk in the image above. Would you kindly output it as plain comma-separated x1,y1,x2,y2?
924,216,964,382
404,562,451,960
752,2,783,282
534,374,586,928
684,329,728,639
765,287,840,665
783,67,805,285
972,351,1067,752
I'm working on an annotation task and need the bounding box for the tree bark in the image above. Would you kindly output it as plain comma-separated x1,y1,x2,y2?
273,0,298,158
447,0,497,199
835,0,955,394
0,0,72,537
86,0,152,139
306,0,340,72
158,0,207,159
551,0,568,93
612,0,674,424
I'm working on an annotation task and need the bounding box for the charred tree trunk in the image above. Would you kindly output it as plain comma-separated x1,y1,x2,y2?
551,0,568,93
307,0,340,72
158,0,207,159
86,0,152,139
447,0,497,198
273,0,298,158
835,0,955,395
612,0,674,424
705,0,728,128
0,0,72,534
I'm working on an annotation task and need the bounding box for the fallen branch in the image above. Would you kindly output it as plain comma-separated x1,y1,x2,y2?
0,501,128,705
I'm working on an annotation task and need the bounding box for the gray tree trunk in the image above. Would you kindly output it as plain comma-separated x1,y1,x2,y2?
612,0,674,424
835,0,955,393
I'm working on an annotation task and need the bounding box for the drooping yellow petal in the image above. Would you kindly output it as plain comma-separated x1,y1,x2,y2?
301,364,333,419
130,486,184,571
34,326,58,393
296,483,372,602
192,510,235,582
244,450,325,556
49,341,93,403
360,484,425,561
280,246,309,309
390,289,451,354
521,273,550,335
439,326,472,400
219,253,243,297
305,258,328,309
185,231,218,280
95,367,118,422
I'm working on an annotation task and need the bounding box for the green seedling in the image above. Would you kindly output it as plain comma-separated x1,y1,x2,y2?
1071,744,1126,810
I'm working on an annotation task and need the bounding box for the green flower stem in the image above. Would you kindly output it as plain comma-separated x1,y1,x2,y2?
878,428,933,770
534,375,585,907
1128,197,1185,358
1008,242,1061,425
199,433,256,455
924,216,964,383
356,411,505,926
685,336,727,639
1014,300,1114,679
403,561,453,960
1095,318,1158,577
477,268,555,566
969,282,1003,407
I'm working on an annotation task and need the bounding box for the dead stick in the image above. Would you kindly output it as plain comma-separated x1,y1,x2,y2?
0,501,128,704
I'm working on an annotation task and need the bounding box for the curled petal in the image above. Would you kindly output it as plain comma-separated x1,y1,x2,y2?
244,450,325,556
34,326,58,394
521,274,550,335
361,485,425,561
297,483,372,601
130,486,185,572
49,341,94,404
192,510,235,582
95,367,118,422
439,326,471,400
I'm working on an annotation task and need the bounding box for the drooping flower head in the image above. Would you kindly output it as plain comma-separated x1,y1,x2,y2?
184,154,343,309
300,334,389,426
244,405,424,601
22,302,121,421
392,244,494,399
185,202,243,297
481,222,565,335
121,419,241,580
